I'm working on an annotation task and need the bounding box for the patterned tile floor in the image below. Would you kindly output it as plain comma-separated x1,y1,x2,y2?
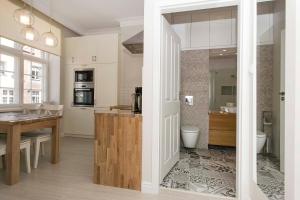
161,148,285,199
257,154,285,200
161,147,236,197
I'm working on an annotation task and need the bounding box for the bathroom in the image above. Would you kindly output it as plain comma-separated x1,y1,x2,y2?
161,6,238,197
160,1,285,199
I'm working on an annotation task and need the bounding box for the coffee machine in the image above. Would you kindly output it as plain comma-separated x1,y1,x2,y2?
132,87,142,114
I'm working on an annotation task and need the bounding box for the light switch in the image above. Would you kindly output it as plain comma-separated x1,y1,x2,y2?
185,96,193,106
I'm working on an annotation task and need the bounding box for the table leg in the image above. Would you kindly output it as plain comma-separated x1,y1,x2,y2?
51,119,60,164
6,124,21,185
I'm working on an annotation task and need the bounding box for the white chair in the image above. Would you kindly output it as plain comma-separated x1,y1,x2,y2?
0,136,31,174
24,104,63,169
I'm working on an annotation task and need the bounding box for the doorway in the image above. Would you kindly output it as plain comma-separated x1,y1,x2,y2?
159,5,238,198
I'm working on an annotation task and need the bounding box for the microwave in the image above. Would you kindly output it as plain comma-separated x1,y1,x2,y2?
74,68,94,83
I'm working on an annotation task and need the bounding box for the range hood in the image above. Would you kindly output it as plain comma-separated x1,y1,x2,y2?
122,31,143,54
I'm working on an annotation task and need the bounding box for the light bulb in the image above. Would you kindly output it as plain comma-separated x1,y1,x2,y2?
42,31,58,47
21,26,39,41
14,8,34,26
25,32,34,41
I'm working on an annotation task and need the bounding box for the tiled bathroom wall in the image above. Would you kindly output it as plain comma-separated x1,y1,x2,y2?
180,50,210,149
257,45,273,132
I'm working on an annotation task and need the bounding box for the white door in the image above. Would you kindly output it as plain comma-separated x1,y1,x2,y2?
280,30,285,172
160,16,181,182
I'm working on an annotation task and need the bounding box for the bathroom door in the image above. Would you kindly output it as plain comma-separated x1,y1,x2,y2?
160,16,181,182
280,30,285,172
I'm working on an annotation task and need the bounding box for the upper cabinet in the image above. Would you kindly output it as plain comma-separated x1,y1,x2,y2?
64,33,119,65
257,2,274,45
169,5,273,50
209,7,233,48
172,12,191,49
190,10,210,49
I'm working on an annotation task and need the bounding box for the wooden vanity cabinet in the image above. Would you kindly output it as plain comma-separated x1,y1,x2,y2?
209,112,236,147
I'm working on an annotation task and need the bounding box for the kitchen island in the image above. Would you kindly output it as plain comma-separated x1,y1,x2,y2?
94,109,142,190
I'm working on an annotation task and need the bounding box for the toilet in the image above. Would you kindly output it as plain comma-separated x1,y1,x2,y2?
257,130,267,153
181,126,199,148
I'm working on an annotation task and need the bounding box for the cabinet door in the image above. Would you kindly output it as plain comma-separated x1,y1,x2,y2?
209,8,232,47
95,63,118,108
64,38,78,65
171,12,191,49
190,11,210,49
257,3,273,45
94,34,119,63
231,8,237,46
63,108,94,136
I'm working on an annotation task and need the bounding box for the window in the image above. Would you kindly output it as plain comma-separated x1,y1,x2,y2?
31,91,41,103
0,53,18,104
1,89,14,104
23,60,45,104
0,36,49,105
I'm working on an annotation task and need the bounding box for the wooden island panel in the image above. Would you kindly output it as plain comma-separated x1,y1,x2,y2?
94,112,142,191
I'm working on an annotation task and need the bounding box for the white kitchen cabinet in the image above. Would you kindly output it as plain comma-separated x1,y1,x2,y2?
231,8,237,46
209,8,232,48
64,33,119,65
171,12,191,49
94,63,118,108
63,107,94,137
190,11,210,49
257,3,273,45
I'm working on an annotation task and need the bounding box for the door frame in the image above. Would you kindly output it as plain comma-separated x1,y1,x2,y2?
142,0,300,199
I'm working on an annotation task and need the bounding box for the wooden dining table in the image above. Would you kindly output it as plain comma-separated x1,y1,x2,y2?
0,112,61,185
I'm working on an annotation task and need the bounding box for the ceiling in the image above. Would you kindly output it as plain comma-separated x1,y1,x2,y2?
25,0,144,35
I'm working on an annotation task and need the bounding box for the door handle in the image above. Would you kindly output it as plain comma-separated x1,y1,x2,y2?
279,91,285,96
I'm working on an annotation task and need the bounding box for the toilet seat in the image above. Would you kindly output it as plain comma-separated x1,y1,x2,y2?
257,130,266,138
181,126,199,133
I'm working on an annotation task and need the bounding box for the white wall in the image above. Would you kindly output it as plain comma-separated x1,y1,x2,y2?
118,25,143,105
48,54,61,104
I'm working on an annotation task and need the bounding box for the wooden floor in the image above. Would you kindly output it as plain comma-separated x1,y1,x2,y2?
0,137,226,200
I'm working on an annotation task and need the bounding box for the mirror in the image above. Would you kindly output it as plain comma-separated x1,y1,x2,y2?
209,48,237,113
256,1,285,199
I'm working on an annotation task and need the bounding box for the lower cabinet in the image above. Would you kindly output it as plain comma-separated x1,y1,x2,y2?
209,112,236,147
63,108,95,137
94,112,142,190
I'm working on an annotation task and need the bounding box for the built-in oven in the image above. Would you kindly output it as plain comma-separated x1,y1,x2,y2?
73,83,94,107
74,68,94,83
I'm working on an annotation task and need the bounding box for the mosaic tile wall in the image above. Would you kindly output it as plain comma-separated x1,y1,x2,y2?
257,45,273,132
180,50,210,149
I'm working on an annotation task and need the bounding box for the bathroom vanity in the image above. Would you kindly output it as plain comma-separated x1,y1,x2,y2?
94,109,142,190
209,112,236,147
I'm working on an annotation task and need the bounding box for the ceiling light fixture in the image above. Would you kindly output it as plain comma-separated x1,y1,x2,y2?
222,49,227,52
219,53,223,56
13,2,34,26
21,25,39,41
42,0,58,47
18,0,39,42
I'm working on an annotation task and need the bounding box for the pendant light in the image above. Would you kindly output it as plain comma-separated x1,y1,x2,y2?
13,2,34,26
21,25,39,41
19,0,39,41
42,0,58,47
